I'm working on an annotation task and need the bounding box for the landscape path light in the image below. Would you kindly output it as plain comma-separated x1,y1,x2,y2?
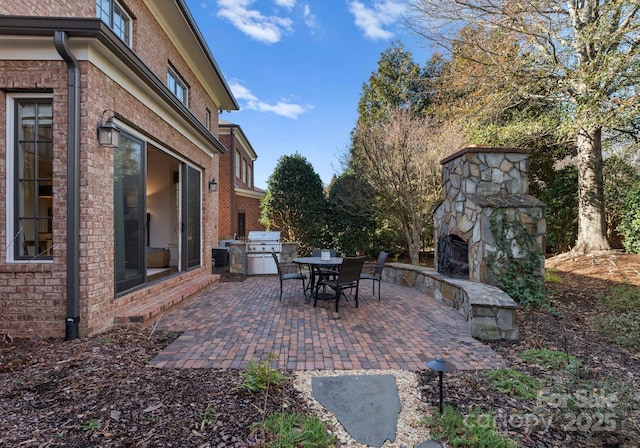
426,357,457,414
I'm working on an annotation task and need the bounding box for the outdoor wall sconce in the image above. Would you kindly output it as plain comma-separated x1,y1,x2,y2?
426,357,457,414
97,110,120,148
208,177,218,192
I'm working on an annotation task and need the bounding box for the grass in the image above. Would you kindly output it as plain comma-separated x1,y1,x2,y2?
253,412,336,448
424,405,518,448
517,348,580,370
592,284,640,352
235,354,287,392
484,368,542,399
199,402,221,431
544,268,563,283
81,419,101,432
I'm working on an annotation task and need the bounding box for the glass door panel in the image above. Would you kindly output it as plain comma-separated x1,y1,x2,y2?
181,165,201,270
115,133,146,293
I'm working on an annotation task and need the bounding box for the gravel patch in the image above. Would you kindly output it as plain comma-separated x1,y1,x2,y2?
293,369,431,447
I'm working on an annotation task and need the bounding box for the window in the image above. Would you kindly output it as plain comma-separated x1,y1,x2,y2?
235,150,241,178
248,162,252,187
13,98,53,261
242,159,247,183
205,108,211,130
96,0,131,45
167,66,188,105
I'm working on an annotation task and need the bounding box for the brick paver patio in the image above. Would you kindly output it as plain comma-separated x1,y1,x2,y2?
149,275,504,371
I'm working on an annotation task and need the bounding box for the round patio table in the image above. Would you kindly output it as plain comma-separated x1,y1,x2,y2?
292,257,343,301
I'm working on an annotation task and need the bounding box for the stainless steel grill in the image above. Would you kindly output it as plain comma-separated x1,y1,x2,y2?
246,231,281,275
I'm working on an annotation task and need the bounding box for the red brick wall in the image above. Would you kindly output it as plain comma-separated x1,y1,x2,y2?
0,1,225,338
217,130,265,240
236,195,264,233
0,1,219,134
217,133,234,240
0,60,69,338
0,2,93,16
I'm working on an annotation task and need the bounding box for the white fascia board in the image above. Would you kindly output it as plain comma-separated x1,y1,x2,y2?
234,186,265,200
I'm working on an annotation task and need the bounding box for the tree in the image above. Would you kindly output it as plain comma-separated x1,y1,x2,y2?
345,42,452,263
356,41,431,126
326,174,377,256
260,153,326,250
408,0,640,252
351,107,464,264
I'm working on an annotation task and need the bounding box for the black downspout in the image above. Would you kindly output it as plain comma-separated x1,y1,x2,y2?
230,128,236,238
54,31,81,340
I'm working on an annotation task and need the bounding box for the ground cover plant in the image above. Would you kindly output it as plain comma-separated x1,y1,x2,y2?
1,252,639,447
420,252,640,447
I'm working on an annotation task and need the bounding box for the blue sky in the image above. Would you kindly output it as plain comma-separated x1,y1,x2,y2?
185,0,433,189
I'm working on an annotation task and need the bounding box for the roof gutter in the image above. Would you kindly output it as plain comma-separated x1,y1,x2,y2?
54,30,81,340
0,16,227,155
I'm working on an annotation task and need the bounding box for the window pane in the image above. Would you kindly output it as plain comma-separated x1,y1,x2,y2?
38,143,53,178
18,181,36,217
96,0,110,22
112,9,126,40
176,84,184,102
18,104,36,141
114,133,145,292
19,143,36,179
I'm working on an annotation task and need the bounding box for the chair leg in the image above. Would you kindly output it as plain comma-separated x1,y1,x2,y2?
279,278,283,301
302,278,308,302
376,279,381,301
355,284,360,308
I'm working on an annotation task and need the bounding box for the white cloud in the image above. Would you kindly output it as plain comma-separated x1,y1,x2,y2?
274,0,296,8
303,4,317,29
348,0,406,41
229,81,309,119
217,0,293,44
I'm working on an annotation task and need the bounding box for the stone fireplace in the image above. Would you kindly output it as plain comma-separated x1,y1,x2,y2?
433,146,546,287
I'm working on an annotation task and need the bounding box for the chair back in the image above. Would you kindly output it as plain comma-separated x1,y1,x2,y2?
337,256,366,284
375,251,389,274
312,248,337,257
271,252,282,274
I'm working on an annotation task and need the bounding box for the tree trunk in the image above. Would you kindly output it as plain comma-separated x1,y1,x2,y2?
402,221,421,265
573,126,610,253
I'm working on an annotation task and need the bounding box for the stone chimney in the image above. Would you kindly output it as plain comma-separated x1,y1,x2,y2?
433,146,546,287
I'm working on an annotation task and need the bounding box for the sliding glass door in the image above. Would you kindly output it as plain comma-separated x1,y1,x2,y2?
115,132,203,294
114,133,146,293
181,164,201,270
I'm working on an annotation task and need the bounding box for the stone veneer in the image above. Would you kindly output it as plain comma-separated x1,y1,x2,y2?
433,146,546,287
382,263,518,340
229,242,299,275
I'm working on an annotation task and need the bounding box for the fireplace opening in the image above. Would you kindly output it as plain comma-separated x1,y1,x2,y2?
437,234,469,279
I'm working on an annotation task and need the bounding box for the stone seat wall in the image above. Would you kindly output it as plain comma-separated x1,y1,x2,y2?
382,262,518,341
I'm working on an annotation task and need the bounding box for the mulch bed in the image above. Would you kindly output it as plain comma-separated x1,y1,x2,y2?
1,252,639,447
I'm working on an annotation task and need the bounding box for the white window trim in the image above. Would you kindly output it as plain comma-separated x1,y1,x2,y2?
5,93,54,263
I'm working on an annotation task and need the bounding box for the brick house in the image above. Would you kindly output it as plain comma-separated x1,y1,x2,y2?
217,119,265,241
0,1,238,339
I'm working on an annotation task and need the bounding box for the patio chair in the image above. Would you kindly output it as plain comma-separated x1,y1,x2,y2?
360,251,388,301
315,256,366,312
272,252,308,301
311,248,339,285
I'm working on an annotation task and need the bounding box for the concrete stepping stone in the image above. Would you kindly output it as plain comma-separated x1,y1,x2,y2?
311,374,401,447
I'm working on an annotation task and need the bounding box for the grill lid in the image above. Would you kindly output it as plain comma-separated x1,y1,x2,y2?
247,231,281,242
